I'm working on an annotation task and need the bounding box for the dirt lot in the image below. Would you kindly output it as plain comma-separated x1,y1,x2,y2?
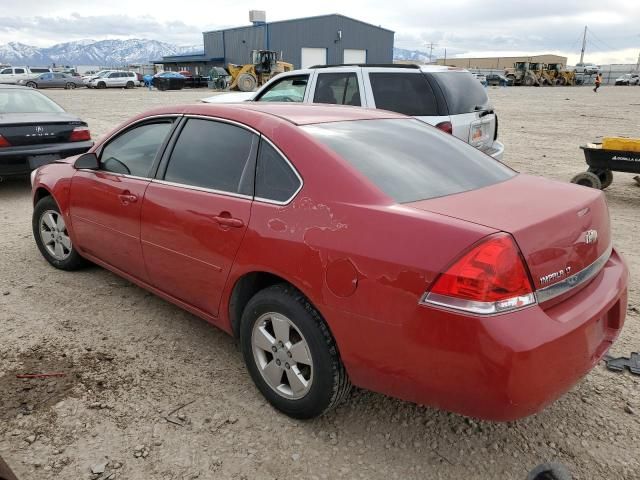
1,85,639,480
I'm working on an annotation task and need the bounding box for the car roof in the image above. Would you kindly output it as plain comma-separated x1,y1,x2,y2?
141,103,407,127
0,84,32,90
286,64,469,74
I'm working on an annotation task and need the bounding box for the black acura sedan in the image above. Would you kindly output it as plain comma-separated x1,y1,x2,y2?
0,85,93,177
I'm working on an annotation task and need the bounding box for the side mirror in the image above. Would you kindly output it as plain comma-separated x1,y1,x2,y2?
74,152,99,170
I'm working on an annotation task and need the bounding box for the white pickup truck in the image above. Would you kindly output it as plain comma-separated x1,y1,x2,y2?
0,66,52,85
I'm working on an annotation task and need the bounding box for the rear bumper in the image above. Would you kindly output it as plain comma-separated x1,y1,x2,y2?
483,140,505,161
327,248,628,421
0,141,93,175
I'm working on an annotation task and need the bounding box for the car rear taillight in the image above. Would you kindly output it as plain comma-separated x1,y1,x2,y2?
494,114,499,140
435,121,453,134
0,134,11,148
69,127,91,142
421,233,536,315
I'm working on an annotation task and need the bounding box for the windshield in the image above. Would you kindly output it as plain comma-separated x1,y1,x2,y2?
303,119,514,203
0,89,65,113
431,72,491,114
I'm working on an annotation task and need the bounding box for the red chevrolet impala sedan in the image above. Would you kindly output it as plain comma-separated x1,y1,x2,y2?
31,103,628,420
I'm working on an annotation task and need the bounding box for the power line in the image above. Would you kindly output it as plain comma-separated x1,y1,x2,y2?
587,27,619,51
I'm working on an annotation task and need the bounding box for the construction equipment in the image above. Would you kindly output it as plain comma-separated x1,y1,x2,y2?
545,63,576,86
504,62,541,86
227,50,293,92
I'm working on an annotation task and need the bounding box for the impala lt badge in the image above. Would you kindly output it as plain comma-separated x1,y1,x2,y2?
585,229,598,244
540,266,572,286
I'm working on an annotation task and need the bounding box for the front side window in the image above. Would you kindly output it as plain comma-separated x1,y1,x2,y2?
313,72,361,106
369,72,438,116
304,119,514,203
256,75,309,103
100,122,173,177
164,119,257,195
255,140,301,203
0,69,11,75
54,73,65,79
41,73,53,80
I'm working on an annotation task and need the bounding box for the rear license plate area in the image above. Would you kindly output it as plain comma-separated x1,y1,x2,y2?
28,154,60,169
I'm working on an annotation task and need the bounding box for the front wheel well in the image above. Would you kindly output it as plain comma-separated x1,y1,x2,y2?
228,272,304,338
33,187,52,206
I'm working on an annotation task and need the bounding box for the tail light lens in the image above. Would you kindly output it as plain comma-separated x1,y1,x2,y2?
69,127,91,142
0,134,11,148
494,114,499,140
435,121,453,134
421,233,536,315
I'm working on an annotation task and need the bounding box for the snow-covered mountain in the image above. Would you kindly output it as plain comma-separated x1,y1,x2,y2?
0,39,203,66
393,48,430,63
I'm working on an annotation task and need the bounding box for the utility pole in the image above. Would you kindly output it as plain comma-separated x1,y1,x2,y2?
636,52,640,71
425,42,438,64
579,25,587,64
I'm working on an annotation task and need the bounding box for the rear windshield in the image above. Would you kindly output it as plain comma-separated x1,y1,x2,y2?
431,72,490,114
0,89,65,114
303,119,514,203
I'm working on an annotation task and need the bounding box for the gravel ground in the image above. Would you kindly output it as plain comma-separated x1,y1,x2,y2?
1,85,639,480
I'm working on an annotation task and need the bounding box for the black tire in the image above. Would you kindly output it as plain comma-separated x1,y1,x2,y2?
570,171,602,189
588,168,614,189
240,284,351,419
26,81,37,88
65,82,76,90
33,196,86,271
97,81,106,89
126,81,134,89
526,462,572,480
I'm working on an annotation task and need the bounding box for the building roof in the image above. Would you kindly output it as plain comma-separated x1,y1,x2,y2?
152,54,224,64
203,13,394,35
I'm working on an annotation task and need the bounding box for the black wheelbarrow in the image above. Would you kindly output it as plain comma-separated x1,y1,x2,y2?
571,143,640,189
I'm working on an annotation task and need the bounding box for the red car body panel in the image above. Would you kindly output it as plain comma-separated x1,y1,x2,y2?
31,103,628,421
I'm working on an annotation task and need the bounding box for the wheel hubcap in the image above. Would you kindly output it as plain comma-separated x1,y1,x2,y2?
40,210,72,260
251,312,313,399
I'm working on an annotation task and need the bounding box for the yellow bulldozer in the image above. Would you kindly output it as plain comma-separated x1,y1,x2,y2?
227,50,293,92
544,63,576,86
504,62,541,86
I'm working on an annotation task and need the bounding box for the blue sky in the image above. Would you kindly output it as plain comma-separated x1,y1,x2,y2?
0,0,638,64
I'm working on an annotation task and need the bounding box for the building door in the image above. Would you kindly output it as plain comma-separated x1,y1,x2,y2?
301,48,327,69
343,49,367,64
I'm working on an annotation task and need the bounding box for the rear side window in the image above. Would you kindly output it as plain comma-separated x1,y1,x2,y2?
304,119,514,203
256,75,308,103
431,72,490,115
313,73,361,106
14,68,25,74
165,119,257,195
101,122,173,177
369,73,438,116
255,140,301,203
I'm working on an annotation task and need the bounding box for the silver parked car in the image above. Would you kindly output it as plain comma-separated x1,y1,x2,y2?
615,73,640,86
17,72,84,89
202,64,504,159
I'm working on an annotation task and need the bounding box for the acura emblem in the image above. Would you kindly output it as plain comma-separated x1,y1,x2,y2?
585,230,598,244
35,126,44,133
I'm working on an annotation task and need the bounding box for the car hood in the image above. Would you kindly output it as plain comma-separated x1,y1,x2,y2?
201,91,256,103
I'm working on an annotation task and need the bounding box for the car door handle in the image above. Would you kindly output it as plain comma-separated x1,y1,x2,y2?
118,192,138,205
213,214,244,228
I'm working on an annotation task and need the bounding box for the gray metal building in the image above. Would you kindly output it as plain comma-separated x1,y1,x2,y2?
157,13,394,73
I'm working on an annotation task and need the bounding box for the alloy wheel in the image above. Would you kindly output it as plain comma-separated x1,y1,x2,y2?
251,312,313,399
39,210,72,260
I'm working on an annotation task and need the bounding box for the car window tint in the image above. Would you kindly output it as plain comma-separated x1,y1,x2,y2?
165,119,257,195
313,72,361,106
304,119,514,203
100,122,173,177
256,75,308,102
431,72,490,115
0,69,11,74
369,73,437,116
14,68,25,74
255,140,301,203
54,73,65,79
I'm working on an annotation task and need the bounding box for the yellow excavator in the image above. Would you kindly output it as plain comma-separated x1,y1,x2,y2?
227,50,293,92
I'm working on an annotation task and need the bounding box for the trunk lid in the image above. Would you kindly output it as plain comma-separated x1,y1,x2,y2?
407,174,611,297
0,113,85,146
